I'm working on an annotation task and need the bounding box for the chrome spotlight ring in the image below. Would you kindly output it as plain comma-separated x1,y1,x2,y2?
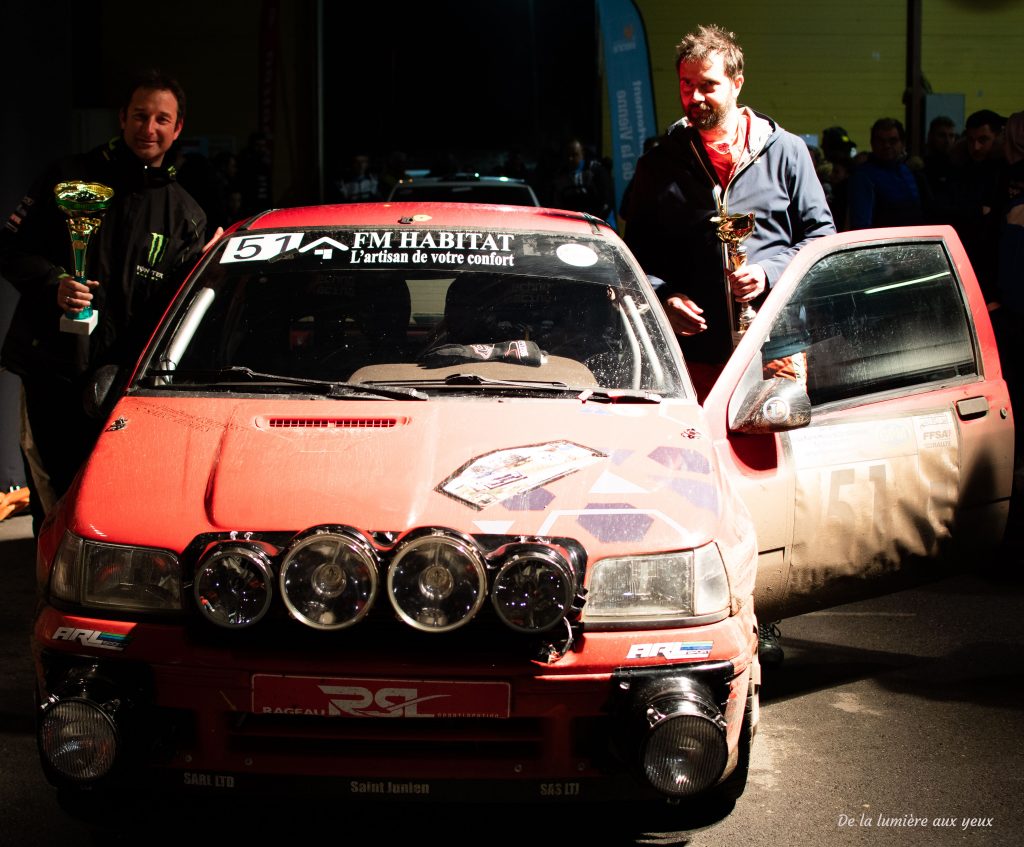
491,544,576,633
387,530,487,632
194,543,274,628
279,527,380,630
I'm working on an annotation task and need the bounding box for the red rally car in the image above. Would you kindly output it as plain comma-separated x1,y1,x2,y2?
33,203,1013,811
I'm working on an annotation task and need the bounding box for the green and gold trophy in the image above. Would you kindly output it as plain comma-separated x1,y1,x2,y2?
712,210,757,346
55,181,114,335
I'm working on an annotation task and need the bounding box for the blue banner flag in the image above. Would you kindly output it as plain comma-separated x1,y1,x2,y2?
596,0,658,219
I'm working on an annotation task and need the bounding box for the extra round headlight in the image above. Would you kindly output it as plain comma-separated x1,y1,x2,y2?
491,545,576,632
194,544,274,628
38,698,119,782
387,532,486,632
638,682,728,797
280,529,379,630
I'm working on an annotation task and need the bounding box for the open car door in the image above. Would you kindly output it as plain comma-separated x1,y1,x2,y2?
703,226,1014,621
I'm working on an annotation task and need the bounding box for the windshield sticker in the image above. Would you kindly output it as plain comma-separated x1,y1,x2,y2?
439,441,606,510
220,233,305,263
556,243,599,267
219,230,518,267
299,236,350,260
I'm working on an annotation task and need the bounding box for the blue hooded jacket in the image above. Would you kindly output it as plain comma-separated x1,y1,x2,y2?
624,109,834,363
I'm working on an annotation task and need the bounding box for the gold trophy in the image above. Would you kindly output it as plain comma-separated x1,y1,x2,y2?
712,210,756,346
55,181,114,335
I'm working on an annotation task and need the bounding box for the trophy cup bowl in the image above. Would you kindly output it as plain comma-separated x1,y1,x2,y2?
55,181,114,336
711,211,757,341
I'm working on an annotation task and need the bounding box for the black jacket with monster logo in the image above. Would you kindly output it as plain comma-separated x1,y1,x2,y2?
0,136,206,381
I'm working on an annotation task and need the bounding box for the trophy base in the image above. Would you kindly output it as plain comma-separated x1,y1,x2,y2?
60,311,98,335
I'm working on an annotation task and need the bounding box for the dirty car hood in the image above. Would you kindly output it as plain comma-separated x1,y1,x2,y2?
71,396,736,558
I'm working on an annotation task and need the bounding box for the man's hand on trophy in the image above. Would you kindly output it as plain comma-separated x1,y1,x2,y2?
728,263,766,302
57,274,98,313
664,294,708,336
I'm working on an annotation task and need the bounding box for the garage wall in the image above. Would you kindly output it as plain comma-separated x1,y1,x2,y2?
634,0,1023,152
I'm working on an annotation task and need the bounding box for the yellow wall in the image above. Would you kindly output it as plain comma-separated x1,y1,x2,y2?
634,0,1024,152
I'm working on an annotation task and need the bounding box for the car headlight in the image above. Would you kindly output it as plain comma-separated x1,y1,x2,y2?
582,544,729,628
49,532,182,612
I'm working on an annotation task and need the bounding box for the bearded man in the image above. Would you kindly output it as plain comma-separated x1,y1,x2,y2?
623,24,834,399
622,24,834,664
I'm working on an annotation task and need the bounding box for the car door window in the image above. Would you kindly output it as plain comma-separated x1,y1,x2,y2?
760,241,977,406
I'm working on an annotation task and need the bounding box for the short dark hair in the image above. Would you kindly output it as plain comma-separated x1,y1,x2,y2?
965,109,1005,133
928,115,955,132
871,117,906,143
675,24,744,78
122,69,186,122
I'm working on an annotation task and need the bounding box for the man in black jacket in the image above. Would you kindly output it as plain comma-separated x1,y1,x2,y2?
0,70,207,512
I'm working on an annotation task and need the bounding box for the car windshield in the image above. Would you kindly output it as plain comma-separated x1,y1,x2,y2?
140,227,687,398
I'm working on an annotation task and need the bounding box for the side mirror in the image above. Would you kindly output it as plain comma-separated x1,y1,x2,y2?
83,364,123,420
730,376,811,434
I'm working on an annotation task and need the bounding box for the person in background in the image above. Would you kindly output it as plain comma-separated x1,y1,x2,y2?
994,112,1024,492
336,153,381,202
847,118,924,229
919,115,960,225
549,138,616,223
820,126,857,229
952,109,1008,302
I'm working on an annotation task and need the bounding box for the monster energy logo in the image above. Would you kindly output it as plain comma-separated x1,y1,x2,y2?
147,232,168,266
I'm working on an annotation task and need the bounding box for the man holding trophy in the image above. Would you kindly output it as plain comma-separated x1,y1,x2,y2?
624,23,834,398
623,24,834,663
0,70,207,522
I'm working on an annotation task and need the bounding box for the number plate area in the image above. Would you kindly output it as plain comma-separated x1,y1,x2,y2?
252,675,511,718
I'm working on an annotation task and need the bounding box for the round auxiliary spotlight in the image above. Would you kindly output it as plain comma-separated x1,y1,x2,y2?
194,543,274,628
491,545,576,633
280,529,379,630
387,531,487,632
636,679,728,797
38,698,119,782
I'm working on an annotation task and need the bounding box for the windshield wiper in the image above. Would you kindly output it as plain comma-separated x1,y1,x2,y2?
361,373,663,402
360,372,580,394
143,368,428,400
576,388,662,404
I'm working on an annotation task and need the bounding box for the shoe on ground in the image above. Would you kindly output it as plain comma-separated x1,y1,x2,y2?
758,620,784,666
